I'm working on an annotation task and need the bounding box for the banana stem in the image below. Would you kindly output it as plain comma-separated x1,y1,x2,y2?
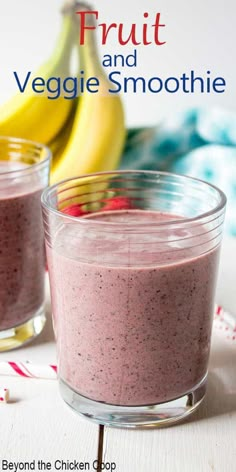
62,0,104,79
78,10,105,79
51,10,76,74
62,0,92,15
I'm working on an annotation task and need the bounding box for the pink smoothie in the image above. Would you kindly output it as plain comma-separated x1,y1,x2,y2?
47,210,219,406
0,161,45,331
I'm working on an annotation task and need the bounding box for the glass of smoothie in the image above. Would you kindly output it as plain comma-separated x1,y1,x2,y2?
42,170,226,428
0,137,51,351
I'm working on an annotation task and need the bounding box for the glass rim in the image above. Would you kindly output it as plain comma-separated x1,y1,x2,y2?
41,170,227,227
0,136,51,177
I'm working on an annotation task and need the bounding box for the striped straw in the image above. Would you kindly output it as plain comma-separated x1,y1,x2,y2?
0,361,57,380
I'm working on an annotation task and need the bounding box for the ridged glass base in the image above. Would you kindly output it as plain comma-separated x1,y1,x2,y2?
0,307,46,352
60,375,207,428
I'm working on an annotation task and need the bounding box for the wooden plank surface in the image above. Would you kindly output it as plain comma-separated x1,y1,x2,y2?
0,285,99,466
0,377,99,465
102,332,236,472
102,238,236,472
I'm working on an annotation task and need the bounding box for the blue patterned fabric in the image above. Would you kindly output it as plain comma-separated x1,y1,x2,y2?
121,108,236,235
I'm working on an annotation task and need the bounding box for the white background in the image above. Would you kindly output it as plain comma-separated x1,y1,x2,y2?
0,0,235,127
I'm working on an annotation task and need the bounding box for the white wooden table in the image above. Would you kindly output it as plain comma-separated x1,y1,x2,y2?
0,237,236,472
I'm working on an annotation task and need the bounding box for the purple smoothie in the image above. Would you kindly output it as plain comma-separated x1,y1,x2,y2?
47,210,219,406
0,161,45,331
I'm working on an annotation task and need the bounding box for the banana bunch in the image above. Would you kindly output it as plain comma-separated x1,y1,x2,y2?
0,0,126,183
51,1,126,183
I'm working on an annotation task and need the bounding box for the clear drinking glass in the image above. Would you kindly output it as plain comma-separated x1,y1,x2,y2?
0,137,51,351
42,170,226,428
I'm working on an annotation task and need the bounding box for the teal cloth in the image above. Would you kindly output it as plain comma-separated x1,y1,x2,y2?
121,108,236,235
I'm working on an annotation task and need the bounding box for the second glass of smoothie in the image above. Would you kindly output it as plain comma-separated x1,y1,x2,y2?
42,171,226,427
0,137,50,351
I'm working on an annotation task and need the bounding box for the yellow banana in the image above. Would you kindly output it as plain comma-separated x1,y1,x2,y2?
51,1,126,184
0,9,76,144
